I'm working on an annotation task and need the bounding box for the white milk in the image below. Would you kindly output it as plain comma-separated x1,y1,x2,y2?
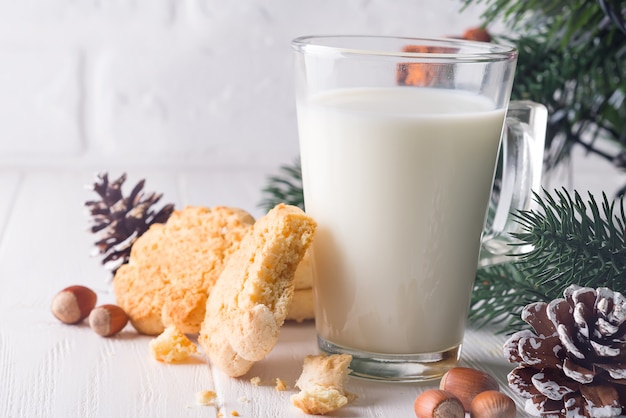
297,87,506,354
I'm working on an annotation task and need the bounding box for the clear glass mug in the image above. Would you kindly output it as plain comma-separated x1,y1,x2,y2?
292,35,546,382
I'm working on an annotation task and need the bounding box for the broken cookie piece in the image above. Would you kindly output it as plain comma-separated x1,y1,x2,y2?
149,325,198,362
291,353,355,415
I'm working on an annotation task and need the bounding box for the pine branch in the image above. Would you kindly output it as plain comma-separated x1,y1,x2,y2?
463,0,620,45
469,263,543,331
514,189,626,287
500,30,626,175
471,188,626,333
463,0,626,192
258,159,304,213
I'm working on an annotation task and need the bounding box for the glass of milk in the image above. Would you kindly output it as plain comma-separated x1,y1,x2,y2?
292,35,546,381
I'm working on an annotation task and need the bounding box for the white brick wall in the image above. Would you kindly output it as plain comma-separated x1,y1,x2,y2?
0,0,491,169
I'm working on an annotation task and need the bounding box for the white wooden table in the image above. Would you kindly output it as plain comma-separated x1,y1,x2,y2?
0,168,530,417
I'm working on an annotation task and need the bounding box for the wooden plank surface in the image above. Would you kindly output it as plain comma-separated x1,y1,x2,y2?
0,169,529,417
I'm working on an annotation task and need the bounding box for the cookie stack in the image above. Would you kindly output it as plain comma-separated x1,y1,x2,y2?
112,203,317,377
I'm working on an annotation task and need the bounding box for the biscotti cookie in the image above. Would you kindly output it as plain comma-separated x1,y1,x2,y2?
291,354,355,415
198,203,316,377
113,206,255,335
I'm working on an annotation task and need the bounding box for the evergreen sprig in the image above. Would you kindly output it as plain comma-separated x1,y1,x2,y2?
258,159,304,212
509,33,625,172
515,189,626,289
468,263,539,332
470,188,626,333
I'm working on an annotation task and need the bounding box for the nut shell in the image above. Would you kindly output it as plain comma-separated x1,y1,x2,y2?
51,285,97,324
470,390,516,418
414,389,465,418
89,304,129,337
439,367,499,411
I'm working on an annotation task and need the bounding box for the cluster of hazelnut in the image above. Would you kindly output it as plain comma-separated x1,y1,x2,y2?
51,285,129,337
414,367,516,418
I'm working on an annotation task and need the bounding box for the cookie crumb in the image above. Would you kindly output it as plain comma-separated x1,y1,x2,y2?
290,354,355,415
250,376,262,386
275,377,287,391
150,326,198,363
196,390,217,406
230,411,240,417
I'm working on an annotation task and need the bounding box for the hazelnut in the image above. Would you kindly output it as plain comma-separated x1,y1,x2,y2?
51,285,97,324
439,367,499,411
470,390,516,418
414,389,464,418
89,304,129,337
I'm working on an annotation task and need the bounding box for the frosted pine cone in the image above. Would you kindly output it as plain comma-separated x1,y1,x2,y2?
504,284,626,417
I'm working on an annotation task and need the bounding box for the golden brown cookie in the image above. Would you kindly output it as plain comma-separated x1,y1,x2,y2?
198,204,316,377
113,206,255,335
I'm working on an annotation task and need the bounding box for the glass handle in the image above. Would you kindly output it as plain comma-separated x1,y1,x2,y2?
479,100,548,267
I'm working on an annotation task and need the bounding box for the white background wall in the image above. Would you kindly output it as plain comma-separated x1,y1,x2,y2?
0,0,623,196
0,0,492,170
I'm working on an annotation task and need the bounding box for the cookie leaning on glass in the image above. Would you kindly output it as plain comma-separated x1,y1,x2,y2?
198,204,316,377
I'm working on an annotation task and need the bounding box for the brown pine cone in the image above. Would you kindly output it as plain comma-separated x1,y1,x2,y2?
503,284,626,417
86,172,174,274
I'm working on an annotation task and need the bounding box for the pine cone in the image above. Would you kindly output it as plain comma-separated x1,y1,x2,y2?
85,172,174,274
504,284,626,417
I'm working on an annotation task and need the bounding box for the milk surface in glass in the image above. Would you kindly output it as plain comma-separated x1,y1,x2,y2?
298,87,506,355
